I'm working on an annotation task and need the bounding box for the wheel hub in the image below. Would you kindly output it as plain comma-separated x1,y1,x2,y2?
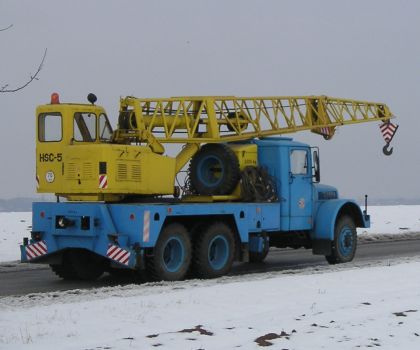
163,237,184,272
208,235,229,270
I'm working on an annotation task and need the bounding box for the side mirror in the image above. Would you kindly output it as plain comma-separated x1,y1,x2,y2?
313,150,320,183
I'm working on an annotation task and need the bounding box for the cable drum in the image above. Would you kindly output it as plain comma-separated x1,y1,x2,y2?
240,166,278,202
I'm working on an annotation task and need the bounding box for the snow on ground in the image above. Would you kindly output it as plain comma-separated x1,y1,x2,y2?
1,259,420,349
357,205,420,237
1,205,420,263
0,212,31,263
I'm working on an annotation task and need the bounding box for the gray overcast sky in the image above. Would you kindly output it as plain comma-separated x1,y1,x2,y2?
1,0,419,201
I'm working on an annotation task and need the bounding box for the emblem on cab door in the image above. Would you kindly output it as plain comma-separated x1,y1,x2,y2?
298,198,305,209
45,171,55,183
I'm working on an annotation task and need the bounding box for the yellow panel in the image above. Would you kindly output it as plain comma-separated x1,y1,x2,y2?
228,144,258,170
36,102,176,201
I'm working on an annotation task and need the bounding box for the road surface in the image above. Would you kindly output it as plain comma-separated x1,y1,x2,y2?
1,239,419,297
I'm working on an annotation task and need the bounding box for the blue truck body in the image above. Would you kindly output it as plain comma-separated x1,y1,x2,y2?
21,138,370,279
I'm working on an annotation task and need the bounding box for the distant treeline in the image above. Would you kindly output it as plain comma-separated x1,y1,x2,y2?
0,197,48,212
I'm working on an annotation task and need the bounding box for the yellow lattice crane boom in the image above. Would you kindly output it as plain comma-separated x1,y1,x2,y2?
114,95,394,153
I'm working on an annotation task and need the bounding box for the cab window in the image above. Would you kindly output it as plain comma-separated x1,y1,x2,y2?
99,114,113,141
38,113,62,142
74,113,96,142
290,149,308,175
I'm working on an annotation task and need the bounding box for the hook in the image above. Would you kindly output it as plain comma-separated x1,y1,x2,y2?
383,143,393,156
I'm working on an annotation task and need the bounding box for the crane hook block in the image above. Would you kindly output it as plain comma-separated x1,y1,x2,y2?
383,143,393,156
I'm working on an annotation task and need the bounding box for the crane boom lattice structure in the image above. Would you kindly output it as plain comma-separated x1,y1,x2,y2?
115,95,394,151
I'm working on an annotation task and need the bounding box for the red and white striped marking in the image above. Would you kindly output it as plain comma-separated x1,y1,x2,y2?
99,174,108,189
380,122,398,143
107,244,131,266
319,127,332,137
143,210,150,242
25,240,47,260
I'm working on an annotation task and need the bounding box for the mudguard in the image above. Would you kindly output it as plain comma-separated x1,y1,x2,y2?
312,199,370,241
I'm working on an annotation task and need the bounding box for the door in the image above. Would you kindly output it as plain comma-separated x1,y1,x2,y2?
289,147,312,230
37,112,64,194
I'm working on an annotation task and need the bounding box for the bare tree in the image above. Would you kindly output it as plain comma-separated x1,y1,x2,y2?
0,24,13,32
1,24,47,93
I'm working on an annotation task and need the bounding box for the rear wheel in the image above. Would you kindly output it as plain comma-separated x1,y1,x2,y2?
147,223,191,281
50,250,105,281
68,249,105,280
50,255,78,280
325,216,357,264
108,268,138,280
192,222,235,278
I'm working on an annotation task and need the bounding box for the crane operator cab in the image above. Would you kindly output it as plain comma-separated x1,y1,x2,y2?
36,93,176,201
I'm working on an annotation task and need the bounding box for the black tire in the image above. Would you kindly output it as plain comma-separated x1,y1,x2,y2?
249,236,270,263
147,223,191,281
325,215,357,264
192,222,235,278
68,249,105,281
189,144,240,195
108,268,137,279
49,256,78,280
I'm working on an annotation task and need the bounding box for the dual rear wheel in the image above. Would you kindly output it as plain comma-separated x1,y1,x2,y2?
147,222,235,281
49,222,236,282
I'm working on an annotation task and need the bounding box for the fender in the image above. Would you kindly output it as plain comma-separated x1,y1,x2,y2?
312,199,370,241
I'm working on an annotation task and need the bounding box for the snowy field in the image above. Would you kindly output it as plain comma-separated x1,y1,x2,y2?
0,212,31,263
0,206,420,349
1,258,420,349
1,206,420,263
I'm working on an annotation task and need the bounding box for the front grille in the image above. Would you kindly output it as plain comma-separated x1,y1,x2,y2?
318,191,338,200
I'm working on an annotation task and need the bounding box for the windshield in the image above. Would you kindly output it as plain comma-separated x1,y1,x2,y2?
74,112,96,142
99,114,113,141
73,112,113,142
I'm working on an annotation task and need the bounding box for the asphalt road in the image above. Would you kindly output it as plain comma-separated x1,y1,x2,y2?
1,239,419,297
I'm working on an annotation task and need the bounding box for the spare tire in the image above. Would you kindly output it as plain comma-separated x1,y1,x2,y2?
189,144,240,195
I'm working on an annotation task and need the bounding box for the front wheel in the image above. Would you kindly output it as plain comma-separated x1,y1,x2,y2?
147,223,192,281
325,215,357,264
192,222,235,278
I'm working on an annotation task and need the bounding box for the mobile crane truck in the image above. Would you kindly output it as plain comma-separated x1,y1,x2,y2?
21,93,398,281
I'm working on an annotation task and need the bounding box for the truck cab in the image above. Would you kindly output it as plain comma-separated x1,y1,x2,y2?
255,138,316,231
